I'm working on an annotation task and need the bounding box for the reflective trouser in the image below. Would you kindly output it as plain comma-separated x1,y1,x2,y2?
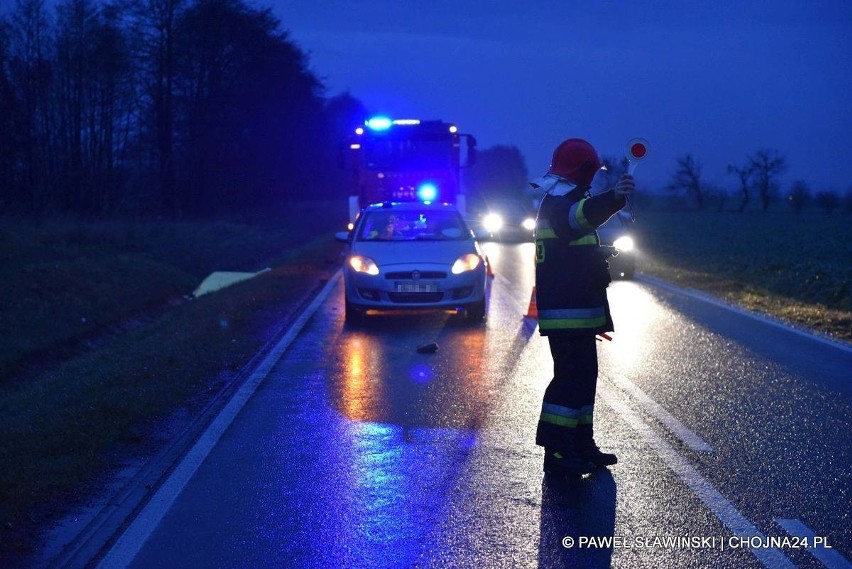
535,335,599,449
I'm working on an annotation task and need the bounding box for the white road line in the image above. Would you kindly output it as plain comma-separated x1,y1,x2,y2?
97,272,342,569
637,274,852,355
606,373,714,452
776,518,852,569
602,388,795,568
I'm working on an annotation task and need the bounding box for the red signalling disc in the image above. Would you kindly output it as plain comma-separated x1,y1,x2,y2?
626,137,650,161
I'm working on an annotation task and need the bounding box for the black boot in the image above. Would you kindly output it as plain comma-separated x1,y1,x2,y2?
576,424,618,466
543,447,595,478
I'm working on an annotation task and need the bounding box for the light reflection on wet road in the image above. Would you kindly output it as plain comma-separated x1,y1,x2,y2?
114,241,849,569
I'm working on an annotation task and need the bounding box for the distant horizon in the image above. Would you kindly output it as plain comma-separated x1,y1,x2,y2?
271,0,852,194
12,0,851,193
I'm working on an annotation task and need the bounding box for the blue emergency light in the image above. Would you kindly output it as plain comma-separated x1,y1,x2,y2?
417,183,438,202
365,116,392,131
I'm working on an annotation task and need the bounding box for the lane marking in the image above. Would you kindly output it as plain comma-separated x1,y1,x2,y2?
606,373,713,452
97,272,342,569
602,388,795,568
637,274,852,355
776,518,851,569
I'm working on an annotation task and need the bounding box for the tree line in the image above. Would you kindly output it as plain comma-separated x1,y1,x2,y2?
667,150,852,214
0,0,368,218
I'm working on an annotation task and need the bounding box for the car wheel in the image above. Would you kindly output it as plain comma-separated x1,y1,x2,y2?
465,299,486,323
345,299,365,324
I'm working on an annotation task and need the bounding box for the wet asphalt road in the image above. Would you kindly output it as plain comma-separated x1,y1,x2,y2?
93,242,850,568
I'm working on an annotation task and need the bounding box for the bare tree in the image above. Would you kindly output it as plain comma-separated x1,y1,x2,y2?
727,162,753,212
749,149,786,212
55,0,97,211
788,180,810,213
667,153,704,209
815,190,839,214
0,17,19,207
125,0,186,216
8,0,55,212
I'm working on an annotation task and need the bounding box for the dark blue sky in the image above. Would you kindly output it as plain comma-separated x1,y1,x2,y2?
272,0,851,194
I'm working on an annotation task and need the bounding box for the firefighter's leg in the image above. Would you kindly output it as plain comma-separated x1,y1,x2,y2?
573,340,618,466
537,335,596,476
576,408,618,466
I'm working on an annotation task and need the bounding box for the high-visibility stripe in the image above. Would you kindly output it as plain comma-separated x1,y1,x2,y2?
542,403,581,418
579,414,594,425
539,316,608,330
539,307,607,330
569,199,594,232
539,307,605,320
536,216,598,245
539,412,579,428
540,403,581,427
535,232,597,245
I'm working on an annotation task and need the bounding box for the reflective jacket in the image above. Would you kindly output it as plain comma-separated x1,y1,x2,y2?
534,187,626,336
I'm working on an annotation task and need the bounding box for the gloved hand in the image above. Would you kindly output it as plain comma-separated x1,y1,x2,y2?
614,174,635,197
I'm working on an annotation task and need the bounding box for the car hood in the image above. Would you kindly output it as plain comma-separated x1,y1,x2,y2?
351,240,477,267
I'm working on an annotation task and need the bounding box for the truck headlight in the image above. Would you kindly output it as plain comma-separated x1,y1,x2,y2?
482,213,503,234
452,253,481,274
348,255,379,275
613,236,634,252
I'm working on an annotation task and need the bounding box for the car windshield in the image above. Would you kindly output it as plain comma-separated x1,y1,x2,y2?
357,209,469,241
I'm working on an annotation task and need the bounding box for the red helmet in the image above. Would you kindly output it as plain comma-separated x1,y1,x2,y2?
548,138,602,187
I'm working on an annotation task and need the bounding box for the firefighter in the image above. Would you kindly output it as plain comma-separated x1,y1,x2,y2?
532,138,634,477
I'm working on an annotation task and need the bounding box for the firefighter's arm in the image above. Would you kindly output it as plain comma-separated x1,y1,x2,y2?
554,191,625,238
548,176,633,239
573,175,633,229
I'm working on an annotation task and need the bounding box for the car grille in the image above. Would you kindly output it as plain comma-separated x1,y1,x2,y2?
387,292,444,303
384,271,447,280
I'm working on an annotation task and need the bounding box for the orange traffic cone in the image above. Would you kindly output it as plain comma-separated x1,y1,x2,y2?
524,287,538,319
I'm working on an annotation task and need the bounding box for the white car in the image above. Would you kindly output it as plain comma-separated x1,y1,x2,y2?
335,202,488,322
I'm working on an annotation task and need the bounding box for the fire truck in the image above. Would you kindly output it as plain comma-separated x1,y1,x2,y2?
343,116,477,223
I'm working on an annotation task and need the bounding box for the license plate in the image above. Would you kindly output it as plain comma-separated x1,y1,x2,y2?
395,282,438,293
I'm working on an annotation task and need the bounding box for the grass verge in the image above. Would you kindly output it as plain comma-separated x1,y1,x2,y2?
632,210,851,341
0,206,345,559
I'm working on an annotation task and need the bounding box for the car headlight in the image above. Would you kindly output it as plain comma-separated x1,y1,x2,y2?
452,253,481,274
613,236,634,252
348,255,379,275
482,213,503,234
521,217,536,232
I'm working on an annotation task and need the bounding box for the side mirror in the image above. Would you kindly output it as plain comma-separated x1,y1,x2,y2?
462,134,477,168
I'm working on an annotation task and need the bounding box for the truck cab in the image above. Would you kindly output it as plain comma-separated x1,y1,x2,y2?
343,117,476,222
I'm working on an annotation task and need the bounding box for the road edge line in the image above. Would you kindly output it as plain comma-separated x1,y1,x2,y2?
636,274,852,355
602,389,795,568
95,271,342,569
605,373,713,453
775,518,852,569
